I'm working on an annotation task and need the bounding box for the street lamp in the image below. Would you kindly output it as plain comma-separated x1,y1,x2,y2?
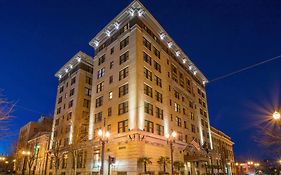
21,151,31,175
98,129,110,175
273,111,281,120
165,131,177,175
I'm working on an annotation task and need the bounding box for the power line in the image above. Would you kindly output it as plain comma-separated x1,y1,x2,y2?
208,54,281,83
15,104,45,115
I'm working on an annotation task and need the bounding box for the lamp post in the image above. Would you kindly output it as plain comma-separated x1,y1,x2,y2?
98,129,110,175
21,151,31,175
165,131,177,175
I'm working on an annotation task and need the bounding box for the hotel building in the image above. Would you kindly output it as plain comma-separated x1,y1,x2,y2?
87,1,212,175
47,1,216,175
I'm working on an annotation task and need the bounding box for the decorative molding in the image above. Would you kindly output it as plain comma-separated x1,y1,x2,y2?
88,0,208,84
55,51,93,79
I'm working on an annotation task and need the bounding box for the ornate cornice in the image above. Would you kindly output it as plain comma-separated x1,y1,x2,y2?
55,51,93,79
89,0,208,84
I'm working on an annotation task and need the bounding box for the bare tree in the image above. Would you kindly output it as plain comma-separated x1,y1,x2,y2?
0,91,14,140
255,125,281,155
48,141,63,175
69,120,88,175
27,153,36,175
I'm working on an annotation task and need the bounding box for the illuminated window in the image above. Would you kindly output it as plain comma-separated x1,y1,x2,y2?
109,91,113,100
97,68,105,79
118,120,128,133
144,120,153,133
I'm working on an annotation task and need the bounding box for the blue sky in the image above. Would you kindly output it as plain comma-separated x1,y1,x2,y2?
0,0,281,159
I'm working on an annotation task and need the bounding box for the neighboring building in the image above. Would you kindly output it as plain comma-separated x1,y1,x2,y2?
27,132,51,175
87,1,212,175
210,127,235,175
48,51,93,175
15,116,52,174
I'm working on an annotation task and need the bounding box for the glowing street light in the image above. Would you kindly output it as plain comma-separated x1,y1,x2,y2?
98,129,110,175
165,131,177,175
273,111,281,120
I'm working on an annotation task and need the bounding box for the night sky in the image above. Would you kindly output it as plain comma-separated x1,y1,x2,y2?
1,0,281,160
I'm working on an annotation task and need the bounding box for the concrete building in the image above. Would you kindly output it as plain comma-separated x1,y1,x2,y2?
48,51,93,175
87,1,212,175
210,127,235,175
15,116,52,174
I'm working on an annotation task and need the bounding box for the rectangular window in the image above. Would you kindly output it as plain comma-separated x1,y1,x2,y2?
94,112,102,123
155,107,163,119
119,51,129,65
85,87,91,96
156,124,164,136
67,112,72,120
110,47,114,54
154,61,161,73
155,91,163,103
144,102,153,115
95,96,103,108
83,99,90,108
86,76,92,85
144,84,153,97
119,67,129,80
59,86,64,93
119,84,129,97
97,68,105,79
143,37,151,50
191,124,196,133
57,97,62,104
176,117,182,127
68,100,73,108
109,91,113,100
143,52,151,65
110,61,114,69
144,120,154,133
118,120,128,133
96,82,104,93
191,112,195,120
175,103,180,112
70,88,75,96
144,68,152,81
109,75,114,84
71,77,76,85
118,101,128,115
98,55,105,65
120,36,129,50
108,107,112,116
155,76,162,87
153,47,160,58
174,90,180,99
184,121,187,129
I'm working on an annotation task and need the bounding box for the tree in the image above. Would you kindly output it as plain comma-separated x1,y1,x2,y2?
48,141,63,175
173,161,184,173
255,125,281,155
0,92,14,140
157,156,170,172
138,157,152,173
69,118,89,175
26,153,36,175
